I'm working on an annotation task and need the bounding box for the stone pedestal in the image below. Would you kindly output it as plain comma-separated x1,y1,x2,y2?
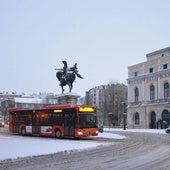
57,93,80,105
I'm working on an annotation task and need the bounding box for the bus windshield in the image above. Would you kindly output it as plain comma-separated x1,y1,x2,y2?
79,113,97,128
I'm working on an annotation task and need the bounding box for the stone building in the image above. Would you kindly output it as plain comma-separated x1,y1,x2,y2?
127,47,170,129
85,85,105,123
0,92,58,122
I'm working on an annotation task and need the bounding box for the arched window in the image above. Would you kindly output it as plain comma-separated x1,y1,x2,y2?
150,85,155,100
134,87,139,103
135,112,140,125
164,82,169,99
162,110,170,128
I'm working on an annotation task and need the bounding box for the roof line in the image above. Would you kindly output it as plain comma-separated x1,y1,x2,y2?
146,47,170,57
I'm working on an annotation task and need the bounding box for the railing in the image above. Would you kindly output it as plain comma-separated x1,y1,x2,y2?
128,98,170,106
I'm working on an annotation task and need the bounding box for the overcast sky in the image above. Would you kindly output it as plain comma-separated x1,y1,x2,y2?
0,0,170,96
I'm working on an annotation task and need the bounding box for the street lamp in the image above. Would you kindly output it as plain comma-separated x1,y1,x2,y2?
123,112,127,130
121,102,127,130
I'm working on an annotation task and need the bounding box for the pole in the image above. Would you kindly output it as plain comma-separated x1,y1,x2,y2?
122,102,126,130
123,113,126,130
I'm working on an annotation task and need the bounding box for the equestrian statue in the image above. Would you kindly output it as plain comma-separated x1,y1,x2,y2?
55,60,83,94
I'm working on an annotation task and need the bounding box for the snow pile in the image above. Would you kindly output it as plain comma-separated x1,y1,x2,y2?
98,132,126,139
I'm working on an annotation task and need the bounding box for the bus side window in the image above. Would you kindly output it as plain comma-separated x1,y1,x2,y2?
53,113,63,126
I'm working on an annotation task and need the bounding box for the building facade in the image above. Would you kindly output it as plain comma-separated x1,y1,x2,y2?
85,85,105,123
0,92,58,122
127,47,170,129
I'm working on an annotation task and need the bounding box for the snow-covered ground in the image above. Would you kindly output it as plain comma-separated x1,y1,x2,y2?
0,128,166,161
105,127,166,134
0,132,125,161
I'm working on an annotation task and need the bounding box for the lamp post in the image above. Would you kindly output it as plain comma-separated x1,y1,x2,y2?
121,102,127,130
123,112,127,130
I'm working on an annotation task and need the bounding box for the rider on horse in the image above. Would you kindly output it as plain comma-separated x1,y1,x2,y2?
62,61,79,79
61,60,68,82
55,60,83,93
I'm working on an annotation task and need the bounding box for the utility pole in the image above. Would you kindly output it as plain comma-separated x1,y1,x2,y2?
121,102,127,130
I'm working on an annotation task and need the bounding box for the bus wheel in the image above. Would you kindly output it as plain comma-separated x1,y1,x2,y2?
21,128,26,136
55,129,61,138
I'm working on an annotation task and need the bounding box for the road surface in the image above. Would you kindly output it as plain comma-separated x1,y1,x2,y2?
1,128,170,170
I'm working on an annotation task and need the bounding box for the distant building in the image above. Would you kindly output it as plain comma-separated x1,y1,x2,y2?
0,93,18,119
127,47,170,129
85,85,105,123
14,94,58,109
14,97,47,108
0,92,58,120
78,96,85,105
0,92,22,99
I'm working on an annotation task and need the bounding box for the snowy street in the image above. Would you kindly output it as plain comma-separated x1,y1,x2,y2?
1,126,170,170
0,127,125,161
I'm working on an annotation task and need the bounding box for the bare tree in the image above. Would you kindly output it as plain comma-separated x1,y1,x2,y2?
101,83,127,126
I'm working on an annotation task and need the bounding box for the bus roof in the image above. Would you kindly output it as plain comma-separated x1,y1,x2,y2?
9,104,75,112
9,104,96,113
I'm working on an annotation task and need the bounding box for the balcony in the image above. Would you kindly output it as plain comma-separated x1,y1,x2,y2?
129,98,170,107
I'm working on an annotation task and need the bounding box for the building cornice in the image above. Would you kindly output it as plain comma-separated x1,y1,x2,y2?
127,69,170,84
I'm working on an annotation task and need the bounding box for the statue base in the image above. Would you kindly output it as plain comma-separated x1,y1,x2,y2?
57,93,80,105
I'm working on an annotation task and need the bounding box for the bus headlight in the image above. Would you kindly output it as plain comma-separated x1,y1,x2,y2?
96,130,99,134
77,131,83,135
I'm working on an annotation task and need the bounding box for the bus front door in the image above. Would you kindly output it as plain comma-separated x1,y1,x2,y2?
32,113,40,135
64,111,75,137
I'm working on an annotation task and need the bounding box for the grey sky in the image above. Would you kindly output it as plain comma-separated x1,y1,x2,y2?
0,0,170,96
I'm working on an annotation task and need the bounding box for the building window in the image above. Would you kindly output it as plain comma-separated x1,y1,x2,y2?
162,110,170,128
134,87,139,103
135,112,140,125
134,71,138,77
164,82,169,99
149,67,153,73
150,85,155,100
163,64,168,69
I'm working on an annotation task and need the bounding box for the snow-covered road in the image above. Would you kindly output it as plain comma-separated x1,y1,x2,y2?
1,127,170,170
0,129,125,161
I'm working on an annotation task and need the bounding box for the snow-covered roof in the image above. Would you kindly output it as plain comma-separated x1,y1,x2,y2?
14,97,45,104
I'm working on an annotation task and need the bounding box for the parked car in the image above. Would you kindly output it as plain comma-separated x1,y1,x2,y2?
165,126,170,133
0,117,5,127
98,124,104,133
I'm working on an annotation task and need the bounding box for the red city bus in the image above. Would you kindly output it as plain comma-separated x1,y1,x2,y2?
8,105,98,138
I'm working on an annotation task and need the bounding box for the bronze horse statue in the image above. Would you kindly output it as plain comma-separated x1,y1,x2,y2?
56,61,83,94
